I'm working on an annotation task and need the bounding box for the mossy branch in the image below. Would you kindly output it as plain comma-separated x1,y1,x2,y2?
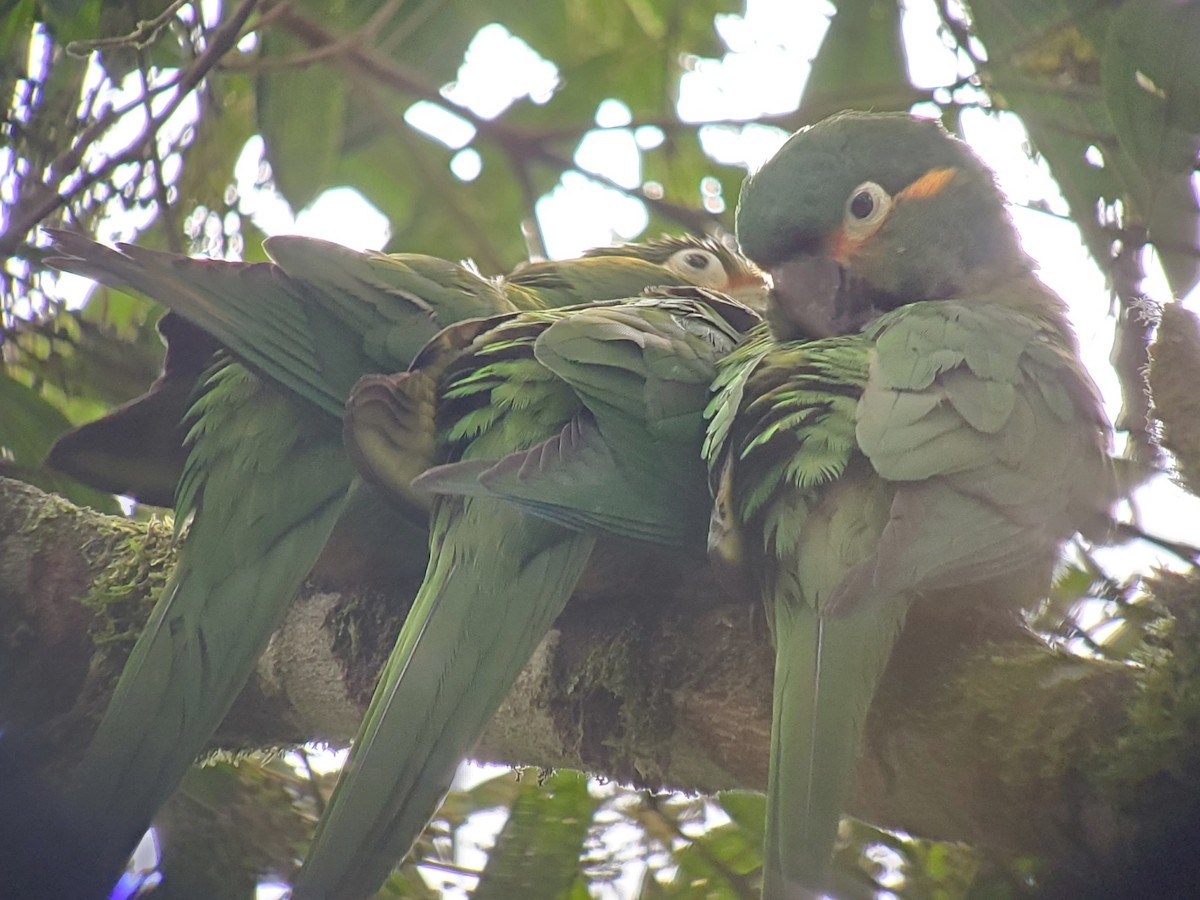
3,476,1200,892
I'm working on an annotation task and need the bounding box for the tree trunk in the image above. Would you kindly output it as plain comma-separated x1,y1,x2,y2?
3,475,1199,895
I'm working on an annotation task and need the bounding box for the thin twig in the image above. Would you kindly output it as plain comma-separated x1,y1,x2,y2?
296,748,327,818
137,50,181,252
0,0,260,261
65,0,192,56
639,793,758,900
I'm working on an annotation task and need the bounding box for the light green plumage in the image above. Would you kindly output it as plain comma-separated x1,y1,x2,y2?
710,112,1116,897
45,231,761,879
295,291,759,899
49,235,517,871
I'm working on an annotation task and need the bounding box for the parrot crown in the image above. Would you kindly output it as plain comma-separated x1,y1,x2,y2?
735,112,1033,339
584,232,736,264
588,233,762,282
736,112,1021,267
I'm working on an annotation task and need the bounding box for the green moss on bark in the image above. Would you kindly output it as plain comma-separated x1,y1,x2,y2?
80,515,175,658
1092,572,1200,838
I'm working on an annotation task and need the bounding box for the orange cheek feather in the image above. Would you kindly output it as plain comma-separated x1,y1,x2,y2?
828,167,958,264
898,166,957,201
727,271,766,291
827,227,861,264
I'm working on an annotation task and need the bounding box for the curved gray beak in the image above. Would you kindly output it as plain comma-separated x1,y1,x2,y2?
768,255,882,340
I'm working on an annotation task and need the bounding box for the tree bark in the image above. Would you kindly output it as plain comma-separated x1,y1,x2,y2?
3,475,1199,895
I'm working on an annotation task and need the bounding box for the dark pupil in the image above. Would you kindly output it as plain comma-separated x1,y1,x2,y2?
684,252,710,270
849,190,875,220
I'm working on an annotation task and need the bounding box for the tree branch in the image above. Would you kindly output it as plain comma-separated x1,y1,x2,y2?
3,476,1199,893
0,0,260,262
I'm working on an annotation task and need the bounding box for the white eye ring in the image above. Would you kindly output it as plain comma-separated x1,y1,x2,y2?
843,181,892,239
666,247,726,288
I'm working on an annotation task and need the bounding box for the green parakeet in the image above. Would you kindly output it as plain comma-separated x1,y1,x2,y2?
44,234,764,509
44,230,762,884
705,112,1117,898
292,288,761,899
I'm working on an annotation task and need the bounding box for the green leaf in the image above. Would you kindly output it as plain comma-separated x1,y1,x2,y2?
802,0,917,115
642,129,741,231
37,0,101,49
0,369,119,512
669,823,761,894
435,768,523,826
0,0,35,70
970,0,1200,295
1102,0,1200,296
12,292,165,410
472,770,600,899
174,73,256,215
969,0,1127,274
153,758,314,898
331,131,528,270
255,29,349,211
712,791,765,850
0,368,72,466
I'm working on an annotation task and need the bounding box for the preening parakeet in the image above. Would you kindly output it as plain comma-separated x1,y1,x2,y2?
44,235,764,510
292,288,761,899
44,230,760,884
705,112,1117,898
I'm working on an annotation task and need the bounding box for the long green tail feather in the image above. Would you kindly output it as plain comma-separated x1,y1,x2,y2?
292,499,594,899
64,376,355,870
765,602,907,898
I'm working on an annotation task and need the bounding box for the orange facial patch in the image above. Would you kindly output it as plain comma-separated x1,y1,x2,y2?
898,166,957,201
826,227,860,264
726,269,765,291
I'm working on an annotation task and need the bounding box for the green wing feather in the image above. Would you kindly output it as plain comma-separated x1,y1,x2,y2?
833,295,1112,613
46,231,516,417
300,293,758,898
414,291,759,548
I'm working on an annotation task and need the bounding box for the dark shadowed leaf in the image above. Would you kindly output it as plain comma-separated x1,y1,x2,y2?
0,369,120,512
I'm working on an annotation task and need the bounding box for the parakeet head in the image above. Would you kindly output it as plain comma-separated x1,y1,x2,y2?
735,112,1029,339
586,234,769,309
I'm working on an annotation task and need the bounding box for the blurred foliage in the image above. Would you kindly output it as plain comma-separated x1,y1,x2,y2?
2,0,1199,895
132,757,1032,899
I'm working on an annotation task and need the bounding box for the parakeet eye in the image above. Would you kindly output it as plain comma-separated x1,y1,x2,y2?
843,181,892,238
666,247,727,288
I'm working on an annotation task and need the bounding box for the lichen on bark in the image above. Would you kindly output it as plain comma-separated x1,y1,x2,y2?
1148,303,1200,496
